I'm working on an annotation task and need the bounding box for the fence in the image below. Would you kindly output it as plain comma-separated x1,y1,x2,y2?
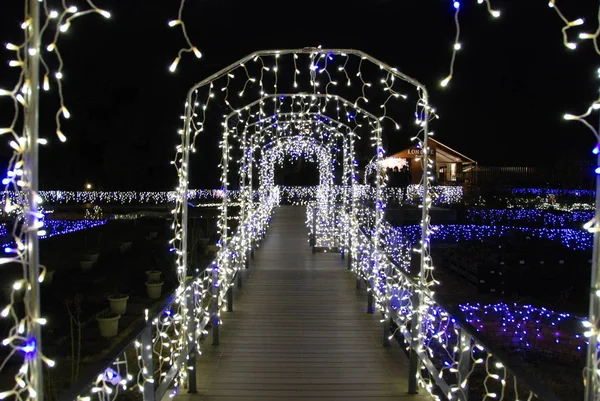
470,166,594,189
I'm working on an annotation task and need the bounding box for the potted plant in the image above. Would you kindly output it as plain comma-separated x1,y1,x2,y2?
80,259,94,272
145,279,163,299
96,309,120,338
108,292,129,315
145,270,162,282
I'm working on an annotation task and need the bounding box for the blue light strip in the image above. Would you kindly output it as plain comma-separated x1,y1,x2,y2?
458,302,587,353
394,223,593,251
465,208,594,227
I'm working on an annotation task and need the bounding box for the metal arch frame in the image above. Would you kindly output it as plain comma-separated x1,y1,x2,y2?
185,48,426,95
220,92,381,243
221,92,383,129
257,135,337,187
177,49,431,393
239,115,352,145
243,112,357,133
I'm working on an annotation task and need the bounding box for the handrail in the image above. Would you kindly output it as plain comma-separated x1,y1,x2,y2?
56,199,276,401
56,264,214,401
349,212,563,401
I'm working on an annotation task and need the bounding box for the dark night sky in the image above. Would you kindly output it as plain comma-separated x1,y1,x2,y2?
0,0,598,190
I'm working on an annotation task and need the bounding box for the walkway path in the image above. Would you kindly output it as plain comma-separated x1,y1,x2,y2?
174,206,432,401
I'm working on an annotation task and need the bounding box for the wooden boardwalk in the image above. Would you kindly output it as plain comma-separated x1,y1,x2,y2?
174,206,432,401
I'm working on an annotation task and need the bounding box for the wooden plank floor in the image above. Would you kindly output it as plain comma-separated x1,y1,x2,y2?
174,206,432,401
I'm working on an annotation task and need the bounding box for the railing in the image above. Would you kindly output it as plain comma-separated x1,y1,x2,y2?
56,196,277,401
309,203,564,401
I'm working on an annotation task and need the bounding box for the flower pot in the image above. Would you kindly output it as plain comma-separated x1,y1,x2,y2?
80,260,94,271
145,270,162,281
96,313,120,338
84,253,99,263
145,282,163,299
108,295,129,315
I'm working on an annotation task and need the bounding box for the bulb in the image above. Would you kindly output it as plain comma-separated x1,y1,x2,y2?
57,130,67,142
192,47,202,59
169,57,180,73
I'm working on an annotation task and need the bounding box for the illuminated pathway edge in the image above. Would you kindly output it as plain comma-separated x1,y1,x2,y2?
172,206,433,401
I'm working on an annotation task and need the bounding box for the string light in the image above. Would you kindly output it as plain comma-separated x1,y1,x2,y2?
167,0,202,73
0,3,111,401
440,0,501,87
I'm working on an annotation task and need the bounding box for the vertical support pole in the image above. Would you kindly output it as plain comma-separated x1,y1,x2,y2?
140,326,156,401
212,266,219,346
367,289,374,314
237,270,243,288
227,286,233,312
408,88,432,395
457,330,472,401
187,345,197,394
382,317,392,348
310,205,317,247
246,248,250,268
584,84,600,401
408,291,421,395
185,284,197,394
24,3,43,400
347,235,352,271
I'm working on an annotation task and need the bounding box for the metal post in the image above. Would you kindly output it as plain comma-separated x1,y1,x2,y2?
227,286,233,312
382,317,392,348
408,89,431,395
367,289,374,314
310,205,317,247
140,326,155,401
185,286,197,394
584,84,600,401
212,267,219,346
187,344,197,394
24,2,43,400
347,236,352,270
408,291,421,394
457,330,472,401
237,270,243,288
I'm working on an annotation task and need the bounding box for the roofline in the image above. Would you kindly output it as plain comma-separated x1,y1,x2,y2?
428,138,477,164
